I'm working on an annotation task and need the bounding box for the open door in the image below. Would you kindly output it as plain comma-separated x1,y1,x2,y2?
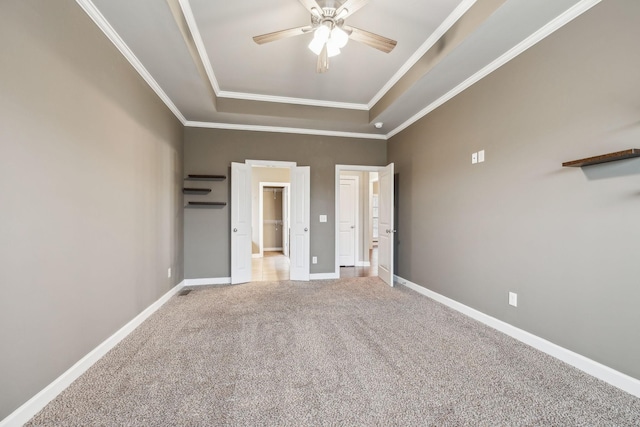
282,186,290,257
290,166,310,281
231,162,252,284
339,176,358,266
378,163,394,286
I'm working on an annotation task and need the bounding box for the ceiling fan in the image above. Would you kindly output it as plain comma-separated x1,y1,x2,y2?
253,0,397,73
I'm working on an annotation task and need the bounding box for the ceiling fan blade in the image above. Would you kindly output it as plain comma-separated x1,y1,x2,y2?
335,0,369,20
253,26,313,45
317,44,329,73
343,25,397,53
298,0,323,17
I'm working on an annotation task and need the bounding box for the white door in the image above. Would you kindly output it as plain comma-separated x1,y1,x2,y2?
282,186,290,257
339,177,357,266
231,162,252,284
378,163,394,286
290,166,310,281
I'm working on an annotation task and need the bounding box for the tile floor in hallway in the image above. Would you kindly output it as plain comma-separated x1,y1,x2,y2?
251,247,379,281
252,251,290,281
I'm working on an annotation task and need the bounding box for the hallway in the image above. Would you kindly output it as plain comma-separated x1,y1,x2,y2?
340,247,378,278
251,247,379,281
252,251,290,282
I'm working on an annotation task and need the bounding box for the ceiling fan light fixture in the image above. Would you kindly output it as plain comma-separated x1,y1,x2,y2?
314,24,331,43
253,0,397,73
326,39,341,57
331,26,349,48
308,37,325,55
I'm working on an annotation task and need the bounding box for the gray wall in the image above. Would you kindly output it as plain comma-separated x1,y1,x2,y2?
388,0,640,380
0,0,184,419
184,128,387,278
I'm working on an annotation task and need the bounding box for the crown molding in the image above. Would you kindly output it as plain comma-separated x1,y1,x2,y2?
367,0,478,109
177,0,221,94
186,121,387,140
387,0,602,139
77,0,601,141
179,0,368,112
75,0,186,124
217,91,369,111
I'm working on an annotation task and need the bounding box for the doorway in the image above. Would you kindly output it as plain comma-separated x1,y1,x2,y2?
256,180,290,281
339,175,359,267
335,164,394,285
257,179,290,258
231,160,310,284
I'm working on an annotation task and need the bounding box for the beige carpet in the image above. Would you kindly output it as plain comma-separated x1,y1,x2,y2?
27,277,640,426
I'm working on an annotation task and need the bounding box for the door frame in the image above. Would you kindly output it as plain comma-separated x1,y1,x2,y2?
335,165,388,277
241,159,311,282
338,175,359,267
258,182,290,257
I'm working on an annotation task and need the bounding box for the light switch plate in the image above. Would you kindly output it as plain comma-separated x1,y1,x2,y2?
312,256,318,264
472,152,478,164
478,150,485,163
319,215,327,223
509,292,518,307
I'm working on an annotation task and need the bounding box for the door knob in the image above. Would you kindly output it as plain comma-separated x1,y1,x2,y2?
350,225,355,229
304,227,308,232
233,228,238,232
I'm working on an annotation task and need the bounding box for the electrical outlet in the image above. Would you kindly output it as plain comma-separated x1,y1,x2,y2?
472,152,478,164
319,215,327,223
312,256,318,264
478,150,485,163
168,268,172,278
509,292,518,307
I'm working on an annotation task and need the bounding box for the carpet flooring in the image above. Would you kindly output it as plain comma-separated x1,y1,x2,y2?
27,278,640,426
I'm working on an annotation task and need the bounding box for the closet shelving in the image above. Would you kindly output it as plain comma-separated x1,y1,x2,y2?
183,174,227,207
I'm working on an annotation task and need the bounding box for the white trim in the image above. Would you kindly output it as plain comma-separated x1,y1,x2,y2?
387,0,602,139
177,0,220,94
264,247,283,252
74,0,186,124
184,277,231,286
310,272,340,280
0,280,186,427
394,275,640,399
77,0,600,142
247,160,297,168
335,165,387,278
218,90,368,111
356,261,371,267
178,1,368,112
252,253,262,259
185,121,387,140
368,0,478,108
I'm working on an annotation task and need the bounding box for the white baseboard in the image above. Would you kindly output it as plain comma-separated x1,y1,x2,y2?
252,254,261,259
356,261,371,267
394,275,640,398
310,272,340,280
0,280,186,427
263,247,283,252
184,277,231,286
